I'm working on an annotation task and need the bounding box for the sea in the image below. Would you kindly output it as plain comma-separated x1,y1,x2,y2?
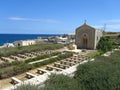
0,34,61,46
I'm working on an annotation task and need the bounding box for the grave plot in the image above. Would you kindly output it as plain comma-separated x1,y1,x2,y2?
0,58,4,64
25,72,37,79
24,53,35,57
54,62,70,69
9,55,22,61
0,57,14,62
17,54,28,59
46,65,64,71
60,60,76,66
37,68,50,75
11,77,22,85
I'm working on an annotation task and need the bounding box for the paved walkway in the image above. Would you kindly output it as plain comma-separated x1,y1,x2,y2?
29,56,58,64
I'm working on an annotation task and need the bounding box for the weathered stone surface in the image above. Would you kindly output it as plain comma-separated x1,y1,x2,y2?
75,23,103,49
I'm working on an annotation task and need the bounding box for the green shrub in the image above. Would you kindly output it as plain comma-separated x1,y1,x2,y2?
41,74,80,90
97,37,112,52
13,75,80,90
0,44,64,57
74,51,120,90
12,84,40,90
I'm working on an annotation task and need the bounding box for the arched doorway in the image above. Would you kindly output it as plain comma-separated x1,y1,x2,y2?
82,34,88,49
18,43,20,47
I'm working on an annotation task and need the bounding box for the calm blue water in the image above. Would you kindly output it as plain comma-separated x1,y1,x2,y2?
0,34,61,46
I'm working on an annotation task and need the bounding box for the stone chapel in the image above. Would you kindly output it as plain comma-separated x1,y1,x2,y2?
75,22,103,49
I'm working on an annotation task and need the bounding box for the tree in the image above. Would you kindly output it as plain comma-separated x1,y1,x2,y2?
97,37,112,52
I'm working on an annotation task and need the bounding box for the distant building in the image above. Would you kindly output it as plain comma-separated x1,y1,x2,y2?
67,33,75,43
75,22,103,49
3,43,14,47
104,34,120,38
35,37,48,44
14,40,36,46
55,36,68,44
48,36,57,43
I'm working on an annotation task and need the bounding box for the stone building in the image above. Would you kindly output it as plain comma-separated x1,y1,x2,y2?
75,22,103,49
14,40,36,46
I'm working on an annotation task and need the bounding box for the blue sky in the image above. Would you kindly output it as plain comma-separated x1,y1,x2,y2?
0,0,120,34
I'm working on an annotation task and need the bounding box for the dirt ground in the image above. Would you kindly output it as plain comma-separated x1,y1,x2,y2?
0,63,54,90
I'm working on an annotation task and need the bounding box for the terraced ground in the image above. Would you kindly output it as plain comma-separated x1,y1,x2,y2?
0,49,91,90
11,48,120,90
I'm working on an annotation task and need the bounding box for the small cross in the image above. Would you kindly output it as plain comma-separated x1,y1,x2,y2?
84,20,87,24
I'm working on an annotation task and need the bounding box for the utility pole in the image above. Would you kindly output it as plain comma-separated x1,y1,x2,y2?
103,24,106,31
103,24,106,35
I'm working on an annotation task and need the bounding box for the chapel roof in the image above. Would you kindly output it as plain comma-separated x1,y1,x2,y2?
76,22,95,30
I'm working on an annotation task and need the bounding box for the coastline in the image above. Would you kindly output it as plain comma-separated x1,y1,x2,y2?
0,34,62,46
0,46,5,48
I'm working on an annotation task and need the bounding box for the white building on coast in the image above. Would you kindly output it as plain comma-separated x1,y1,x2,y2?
3,43,15,47
14,40,36,46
